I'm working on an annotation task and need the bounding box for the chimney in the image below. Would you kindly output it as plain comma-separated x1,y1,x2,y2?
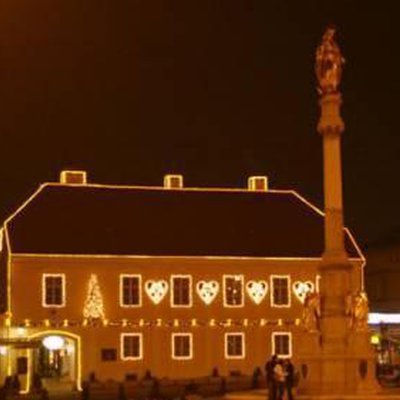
60,170,87,185
164,174,183,189
247,176,268,192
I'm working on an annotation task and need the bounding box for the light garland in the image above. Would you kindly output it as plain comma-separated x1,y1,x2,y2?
246,280,268,304
145,280,168,304
292,280,315,303
8,317,305,329
120,333,143,360
83,274,105,320
196,280,219,305
223,275,244,308
120,274,142,307
224,332,245,359
42,273,66,308
271,331,293,358
171,333,193,360
170,275,192,307
270,275,291,308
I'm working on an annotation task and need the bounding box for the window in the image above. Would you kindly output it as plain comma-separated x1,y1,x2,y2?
271,275,290,307
120,275,142,307
271,332,292,358
42,274,65,307
172,333,192,360
224,275,244,307
101,348,117,361
171,275,192,307
121,334,142,360
225,333,245,359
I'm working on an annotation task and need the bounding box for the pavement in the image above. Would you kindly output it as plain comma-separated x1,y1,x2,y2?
224,388,400,400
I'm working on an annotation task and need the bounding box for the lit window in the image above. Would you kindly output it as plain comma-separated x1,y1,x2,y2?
121,333,142,360
224,275,244,307
172,333,192,360
271,332,292,358
171,275,192,307
120,275,142,307
42,274,65,307
271,275,290,307
225,333,245,359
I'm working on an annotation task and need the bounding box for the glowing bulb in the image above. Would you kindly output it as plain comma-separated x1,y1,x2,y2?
0,346,7,355
371,334,380,345
42,336,64,351
16,327,26,336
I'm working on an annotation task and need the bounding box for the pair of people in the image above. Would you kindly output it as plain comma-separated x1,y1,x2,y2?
265,355,295,400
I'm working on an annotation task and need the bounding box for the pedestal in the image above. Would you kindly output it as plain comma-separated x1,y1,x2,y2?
297,328,380,397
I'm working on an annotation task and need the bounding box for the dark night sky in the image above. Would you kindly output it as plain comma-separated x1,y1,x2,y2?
0,1,398,247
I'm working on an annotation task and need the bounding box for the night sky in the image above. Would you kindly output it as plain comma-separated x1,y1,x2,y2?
0,1,398,247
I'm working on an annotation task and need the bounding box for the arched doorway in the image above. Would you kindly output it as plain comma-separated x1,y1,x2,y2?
28,331,82,392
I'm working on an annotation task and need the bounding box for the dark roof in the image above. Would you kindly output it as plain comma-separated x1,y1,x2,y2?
5,183,361,258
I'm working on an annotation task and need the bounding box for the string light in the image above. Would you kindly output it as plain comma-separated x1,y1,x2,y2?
145,280,168,304
293,281,315,303
83,274,105,320
196,280,219,305
246,280,268,304
8,317,309,329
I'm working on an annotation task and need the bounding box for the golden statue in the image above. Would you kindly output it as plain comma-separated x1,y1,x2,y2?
315,26,345,95
302,291,321,332
346,291,369,331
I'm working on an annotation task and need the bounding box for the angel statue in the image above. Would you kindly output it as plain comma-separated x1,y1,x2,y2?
315,25,345,95
302,291,321,332
346,291,369,331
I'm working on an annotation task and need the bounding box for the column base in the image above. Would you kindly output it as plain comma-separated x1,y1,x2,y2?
297,330,380,396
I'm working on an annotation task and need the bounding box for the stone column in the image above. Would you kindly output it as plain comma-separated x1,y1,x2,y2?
297,27,379,397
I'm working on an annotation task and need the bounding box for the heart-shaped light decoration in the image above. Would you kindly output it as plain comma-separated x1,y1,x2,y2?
196,280,219,305
246,280,268,305
145,280,168,304
293,281,315,303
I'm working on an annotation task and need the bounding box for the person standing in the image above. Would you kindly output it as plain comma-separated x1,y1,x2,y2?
284,359,295,400
265,355,277,400
273,360,286,400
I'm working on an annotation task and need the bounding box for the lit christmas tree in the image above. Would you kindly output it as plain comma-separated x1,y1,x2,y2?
83,274,105,320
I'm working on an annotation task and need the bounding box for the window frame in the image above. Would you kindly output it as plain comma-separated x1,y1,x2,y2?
120,333,143,361
171,333,193,360
170,275,192,308
270,275,291,308
120,274,142,308
42,273,66,308
271,332,292,359
223,275,244,308
224,332,245,360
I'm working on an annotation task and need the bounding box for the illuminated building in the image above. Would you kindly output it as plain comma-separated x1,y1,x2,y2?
0,170,364,391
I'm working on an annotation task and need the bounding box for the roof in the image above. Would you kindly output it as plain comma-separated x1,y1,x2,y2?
4,183,361,258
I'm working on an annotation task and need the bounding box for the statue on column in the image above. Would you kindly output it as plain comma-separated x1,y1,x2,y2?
315,26,345,95
346,291,369,331
302,291,321,332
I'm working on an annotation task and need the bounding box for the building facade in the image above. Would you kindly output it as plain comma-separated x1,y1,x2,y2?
0,171,364,392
